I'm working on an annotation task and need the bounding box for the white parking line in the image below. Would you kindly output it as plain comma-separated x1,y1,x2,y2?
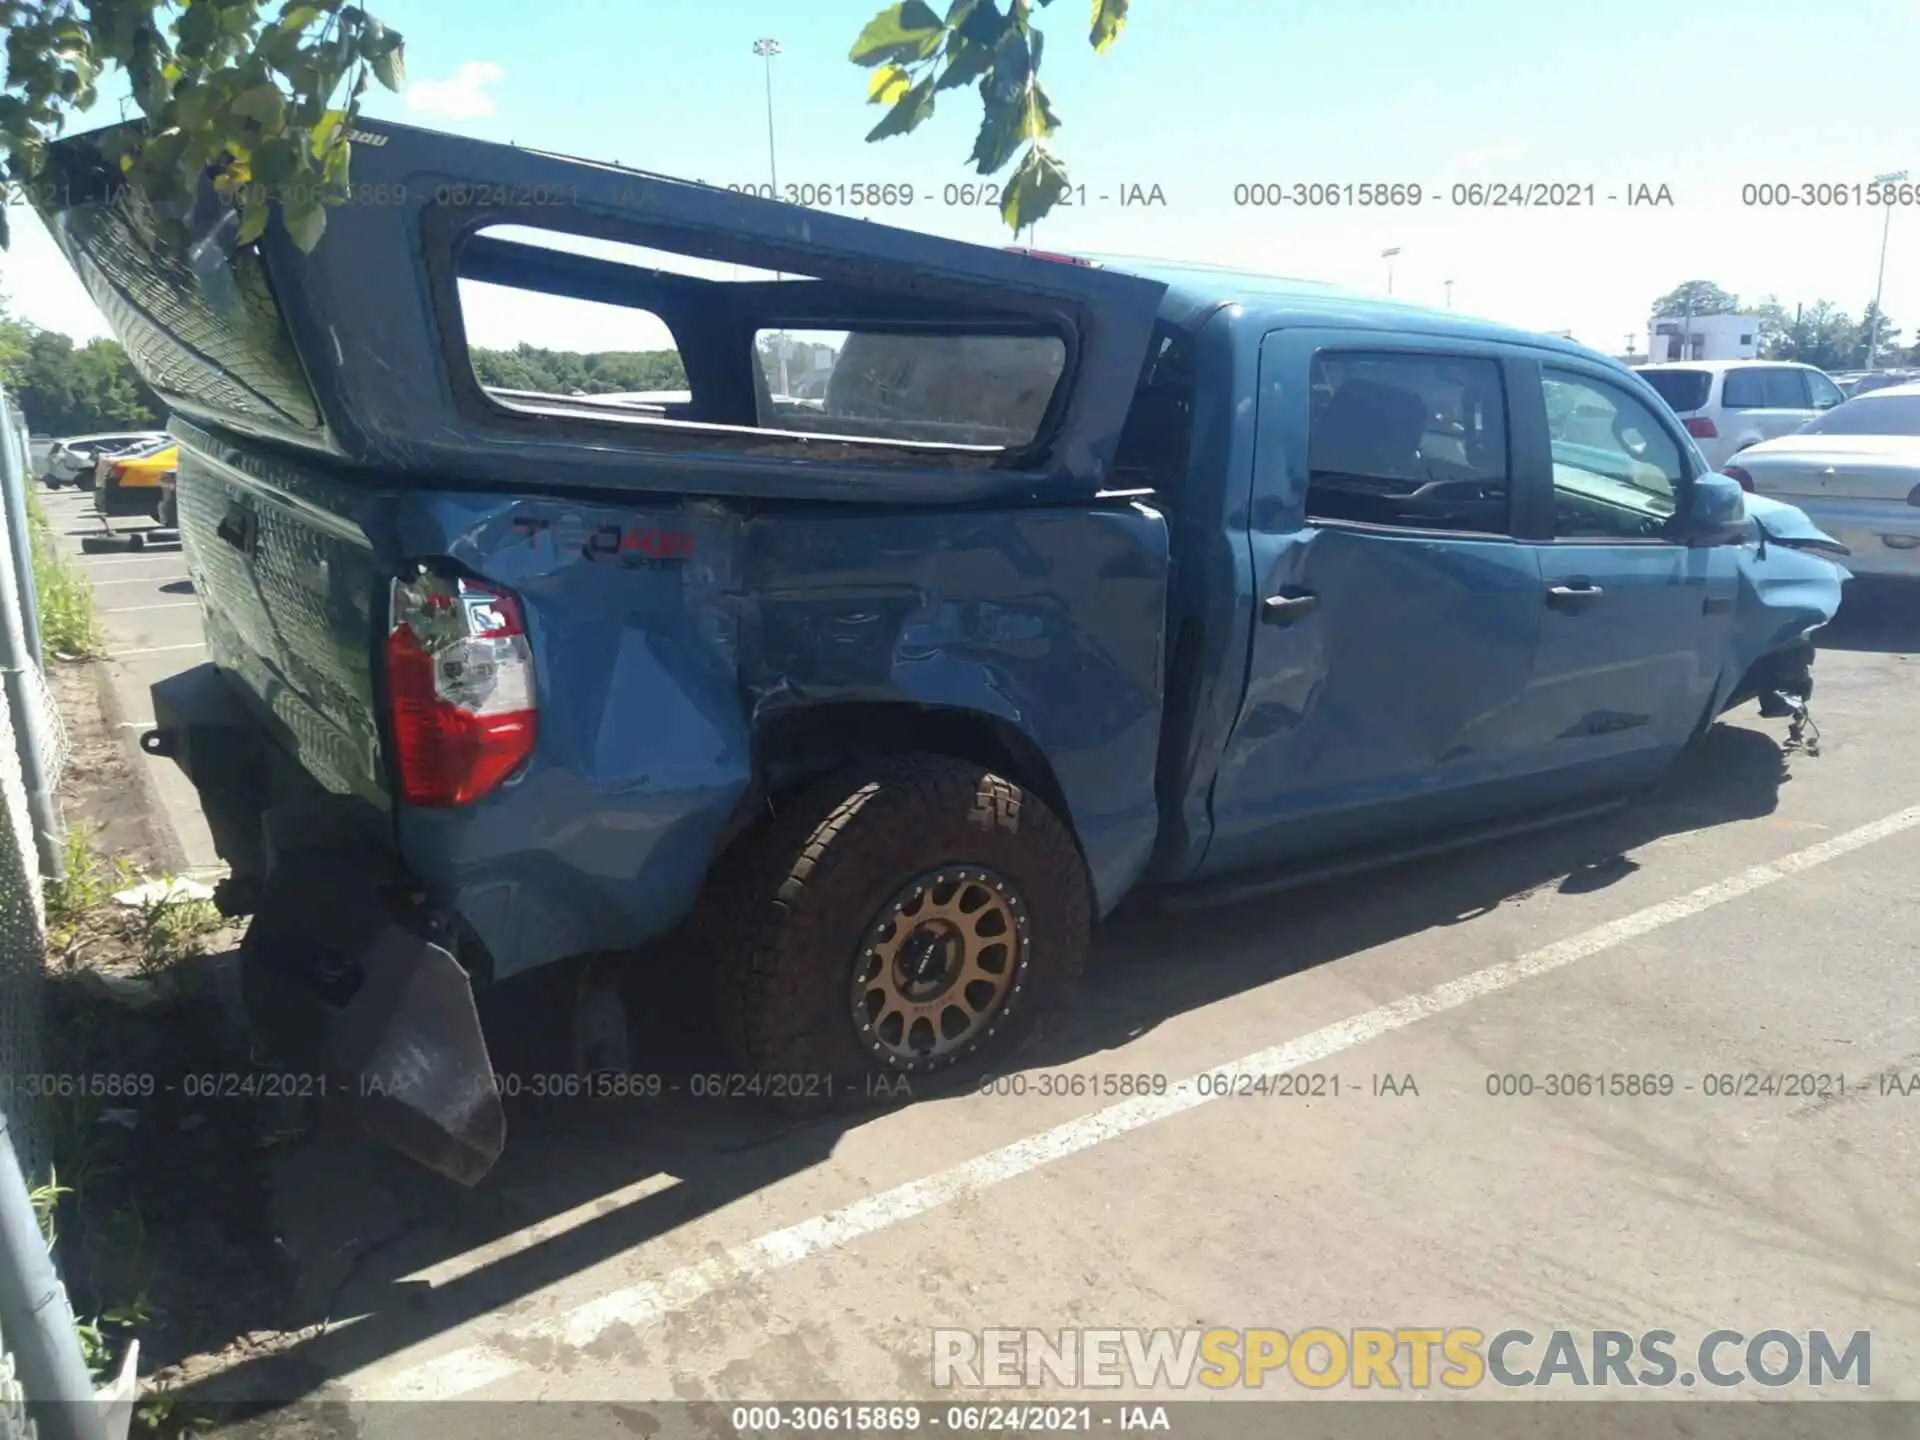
85,576,190,589
367,802,1920,1401
100,602,198,614
108,642,205,658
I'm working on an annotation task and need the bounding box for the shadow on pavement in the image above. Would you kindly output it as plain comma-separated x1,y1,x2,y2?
165,715,1797,1411
1820,577,1920,654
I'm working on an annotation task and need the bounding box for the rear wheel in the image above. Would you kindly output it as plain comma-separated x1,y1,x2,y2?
712,754,1090,1107
156,489,178,528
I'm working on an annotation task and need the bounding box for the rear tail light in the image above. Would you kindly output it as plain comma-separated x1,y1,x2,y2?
108,461,128,481
386,570,537,806
1683,416,1719,440
1722,465,1754,492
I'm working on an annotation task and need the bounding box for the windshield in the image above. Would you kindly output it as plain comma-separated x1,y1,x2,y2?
1798,393,1920,436
1637,368,1712,412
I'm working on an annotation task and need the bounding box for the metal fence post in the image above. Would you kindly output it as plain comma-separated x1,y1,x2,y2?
0,403,60,884
0,398,43,669
0,1113,124,1440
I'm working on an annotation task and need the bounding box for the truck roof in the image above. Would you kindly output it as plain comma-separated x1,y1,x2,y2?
1073,252,1612,363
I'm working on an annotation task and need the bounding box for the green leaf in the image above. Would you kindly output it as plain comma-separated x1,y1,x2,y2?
281,4,320,27
933,0,1010,93
970,34,1055,173
1089,0,1128,51
321,136,350,186
934,40,994,91
250,134,299,184
998,143,1068,230
175,3,220,55
867,63,912,105
308,107,346,156
969,91,1024,174
232,83,287,127
235,196,270,245
863,76,936,142
282,195,327,251
849,1,946,66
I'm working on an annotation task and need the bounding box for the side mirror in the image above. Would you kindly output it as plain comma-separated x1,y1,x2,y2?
1683,473,1749,546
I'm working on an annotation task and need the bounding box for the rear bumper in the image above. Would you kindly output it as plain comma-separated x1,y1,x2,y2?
145,663,505,1184
97,479,161,517
1787,498,1920,580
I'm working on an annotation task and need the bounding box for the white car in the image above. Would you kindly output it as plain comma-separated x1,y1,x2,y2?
1721,381,1920,580
41,430,170,488
1633,360,1846,471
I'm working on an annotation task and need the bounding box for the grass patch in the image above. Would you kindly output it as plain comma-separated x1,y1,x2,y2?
25,490,100,658
45,822,135,950
44,823,224,975
37,824,246,1435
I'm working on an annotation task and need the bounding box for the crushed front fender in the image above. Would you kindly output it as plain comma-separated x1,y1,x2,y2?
1723,495,1850,718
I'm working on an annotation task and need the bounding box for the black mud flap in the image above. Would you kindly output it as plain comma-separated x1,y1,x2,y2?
240,851,506,1186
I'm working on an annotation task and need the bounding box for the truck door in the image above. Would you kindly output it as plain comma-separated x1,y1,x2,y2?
1199,330,1547,877
1512,360,1737,791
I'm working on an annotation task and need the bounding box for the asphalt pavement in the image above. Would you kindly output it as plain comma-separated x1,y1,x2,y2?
40,483,1920,1426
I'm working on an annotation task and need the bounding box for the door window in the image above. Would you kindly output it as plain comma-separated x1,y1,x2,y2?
1805,370,1846,410
1723,367,1809,408
1306,352,1510,535
1542,368,1685,541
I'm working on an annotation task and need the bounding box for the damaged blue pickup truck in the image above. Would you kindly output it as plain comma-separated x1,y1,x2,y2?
35,120,1848,1185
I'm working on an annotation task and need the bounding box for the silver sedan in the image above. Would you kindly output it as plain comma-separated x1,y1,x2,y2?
1721,382,1920,580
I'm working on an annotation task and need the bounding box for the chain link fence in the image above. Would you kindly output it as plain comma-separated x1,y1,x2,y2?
0,388,130,1439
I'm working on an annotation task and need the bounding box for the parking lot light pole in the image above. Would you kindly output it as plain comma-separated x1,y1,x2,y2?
1867,170,1908,371
753,37,790,389
1382,247,1401,296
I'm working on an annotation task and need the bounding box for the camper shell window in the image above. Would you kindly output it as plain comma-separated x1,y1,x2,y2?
448,222,1076,461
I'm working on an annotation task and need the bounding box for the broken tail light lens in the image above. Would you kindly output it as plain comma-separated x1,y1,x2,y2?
386,570,537,806
1722,465,1754,492
1684,416,1719,440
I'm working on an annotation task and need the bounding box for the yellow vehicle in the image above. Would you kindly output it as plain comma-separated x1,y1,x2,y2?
96,442,177,519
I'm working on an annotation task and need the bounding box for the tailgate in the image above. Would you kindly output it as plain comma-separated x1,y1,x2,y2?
172,420,390,806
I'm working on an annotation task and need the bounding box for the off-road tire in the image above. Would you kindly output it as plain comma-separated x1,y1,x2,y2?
711,754,1091,1111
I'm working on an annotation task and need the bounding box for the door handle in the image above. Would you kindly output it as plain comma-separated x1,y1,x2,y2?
1545,582,1603,610
1262,590,1319,624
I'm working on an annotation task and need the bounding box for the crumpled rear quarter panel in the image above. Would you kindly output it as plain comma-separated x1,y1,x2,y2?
403,494,1170,980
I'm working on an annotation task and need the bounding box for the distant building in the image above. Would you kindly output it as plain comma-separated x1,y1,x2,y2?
1648,312,1760,363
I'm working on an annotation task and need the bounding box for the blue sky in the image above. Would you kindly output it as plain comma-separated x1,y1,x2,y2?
5,0,1920,357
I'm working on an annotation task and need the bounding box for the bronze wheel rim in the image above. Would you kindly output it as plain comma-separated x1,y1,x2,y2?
850,866,1029,1070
